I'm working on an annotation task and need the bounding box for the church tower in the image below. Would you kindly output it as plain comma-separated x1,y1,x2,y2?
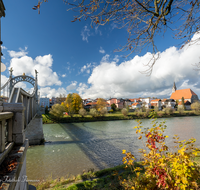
172,82,177,93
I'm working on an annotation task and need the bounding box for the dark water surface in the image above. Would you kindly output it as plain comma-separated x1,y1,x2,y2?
26,117,200,180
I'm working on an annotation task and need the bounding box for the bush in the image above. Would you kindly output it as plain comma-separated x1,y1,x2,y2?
79,108,87,117
99,107,108,116
49,104,65,118
154,106,159,112
121,108,128,116
108,109,113,113
163,107,174,115
191,101,200,113
90,108,98,117
121,116,200,190
178,107,184,114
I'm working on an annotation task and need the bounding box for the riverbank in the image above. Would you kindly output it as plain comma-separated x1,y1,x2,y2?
36,155,200,190
42,110,200,124
35,163,142,190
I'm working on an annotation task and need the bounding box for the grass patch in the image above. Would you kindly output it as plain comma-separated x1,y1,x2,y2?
35,163,144,190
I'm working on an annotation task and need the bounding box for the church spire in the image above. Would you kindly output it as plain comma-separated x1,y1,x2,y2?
172,82,177,93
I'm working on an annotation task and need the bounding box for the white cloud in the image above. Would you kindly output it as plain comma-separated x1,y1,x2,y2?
79,33,200,99
62,74,66,77
8,47,28,58
2,46,7,50
81,25,91,42
66,81,77,91
77,83,88,96
39,87,67,98
99,46,105,54
8,49,62,87
95,26,102,36
79,63,96,75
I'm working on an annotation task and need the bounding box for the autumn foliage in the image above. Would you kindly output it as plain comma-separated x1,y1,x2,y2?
122,114,200,189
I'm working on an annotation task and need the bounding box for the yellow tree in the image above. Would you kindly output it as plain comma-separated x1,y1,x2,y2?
62,93,74,116
72,93,83,113
96,98,107,111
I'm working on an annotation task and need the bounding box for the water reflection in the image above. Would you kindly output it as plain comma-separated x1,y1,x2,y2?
26,117,200,181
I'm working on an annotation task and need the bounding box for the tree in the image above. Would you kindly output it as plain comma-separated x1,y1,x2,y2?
90,108,98,117
96,98,107,111
181,97,186,110
62,93,74,116
191,101,200,112
111,103,117,111
62,93,83,115
56,94,66,104
72,93,83,113
34,0,200,74
49,104,65,118
121,108,128,116
79,108,87,117
99,107,108,116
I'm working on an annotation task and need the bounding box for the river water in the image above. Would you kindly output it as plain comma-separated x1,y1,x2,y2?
26,116,200,181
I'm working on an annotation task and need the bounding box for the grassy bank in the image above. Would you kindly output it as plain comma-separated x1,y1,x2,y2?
35,163,143,190
42,110,200,124
36,155,200,190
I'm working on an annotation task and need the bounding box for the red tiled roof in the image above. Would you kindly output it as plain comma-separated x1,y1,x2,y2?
151,99,161,102
86,102,96,106
170,89,197,100
178,100,191,105
132,102,140,106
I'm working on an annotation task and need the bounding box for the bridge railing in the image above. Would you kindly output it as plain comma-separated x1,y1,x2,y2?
0,112,13,153
8,87,38,129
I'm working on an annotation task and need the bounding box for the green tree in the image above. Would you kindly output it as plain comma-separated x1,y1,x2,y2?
181,97,186,110
111,103,117,111
34,1,200,73
49,104,65,118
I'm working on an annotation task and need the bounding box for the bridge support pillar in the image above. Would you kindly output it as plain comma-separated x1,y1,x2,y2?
3,103,25,145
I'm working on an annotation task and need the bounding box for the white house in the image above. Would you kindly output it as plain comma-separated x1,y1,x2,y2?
39,98,50,108
131,102,141,109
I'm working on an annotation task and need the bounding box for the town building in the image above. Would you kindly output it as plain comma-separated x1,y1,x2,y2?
39,97,50,108
170,82,199,103
107,98,124,109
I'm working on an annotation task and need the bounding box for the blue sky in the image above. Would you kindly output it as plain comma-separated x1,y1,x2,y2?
1,0,200,99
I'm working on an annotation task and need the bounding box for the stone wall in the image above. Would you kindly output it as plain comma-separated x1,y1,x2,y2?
25,115,44,145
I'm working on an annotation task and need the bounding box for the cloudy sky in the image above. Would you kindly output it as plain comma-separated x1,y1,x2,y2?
1,0,200,99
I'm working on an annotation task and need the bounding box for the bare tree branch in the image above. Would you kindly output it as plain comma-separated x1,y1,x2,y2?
33,0,200,74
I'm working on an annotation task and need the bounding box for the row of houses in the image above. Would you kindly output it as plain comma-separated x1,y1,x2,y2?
40,83,199,111
83,84,199,111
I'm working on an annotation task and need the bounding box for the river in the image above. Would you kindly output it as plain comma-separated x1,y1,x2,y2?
26,116,200,181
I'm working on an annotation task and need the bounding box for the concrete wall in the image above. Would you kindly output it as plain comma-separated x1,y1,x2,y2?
25,115,44,145
0,140,29,190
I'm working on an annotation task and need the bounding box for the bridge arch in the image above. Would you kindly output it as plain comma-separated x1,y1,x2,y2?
11,75,36,87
